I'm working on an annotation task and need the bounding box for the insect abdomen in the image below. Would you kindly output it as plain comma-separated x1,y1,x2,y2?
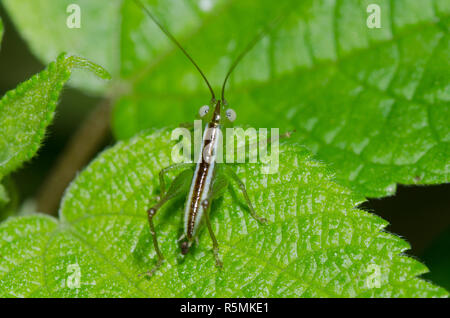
184,124,220,239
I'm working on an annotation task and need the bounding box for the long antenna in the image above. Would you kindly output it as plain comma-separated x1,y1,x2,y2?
221,13,286,104
134,0,216,101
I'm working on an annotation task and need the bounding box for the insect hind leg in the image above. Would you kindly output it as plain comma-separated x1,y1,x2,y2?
140,204,165,277
202,199,223,268
159,163,194,196
140,168,194,277
200,173,229,267
223,165,267,224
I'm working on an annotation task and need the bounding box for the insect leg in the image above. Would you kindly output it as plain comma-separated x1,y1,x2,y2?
223,165,267,224
159,163,194,196
202,173,229,267
142,168,194,277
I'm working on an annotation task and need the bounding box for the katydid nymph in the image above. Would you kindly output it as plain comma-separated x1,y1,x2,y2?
134,0,282,276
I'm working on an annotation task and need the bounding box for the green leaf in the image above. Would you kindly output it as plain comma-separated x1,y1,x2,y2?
6,0,449,197
0,129,447,297
2,0,119,94
113,0,450,198
0,53,110,181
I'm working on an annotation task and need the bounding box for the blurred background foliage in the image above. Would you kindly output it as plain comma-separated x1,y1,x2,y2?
0,1,448,290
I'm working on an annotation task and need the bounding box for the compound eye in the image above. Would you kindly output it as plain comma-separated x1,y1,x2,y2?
199,105,209,117
226,108,236,122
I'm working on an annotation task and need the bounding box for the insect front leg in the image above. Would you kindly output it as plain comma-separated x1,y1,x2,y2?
202,172,229,268
142,168,194,277
223,165,267,224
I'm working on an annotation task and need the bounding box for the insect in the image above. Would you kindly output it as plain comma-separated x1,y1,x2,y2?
134,0,281,276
